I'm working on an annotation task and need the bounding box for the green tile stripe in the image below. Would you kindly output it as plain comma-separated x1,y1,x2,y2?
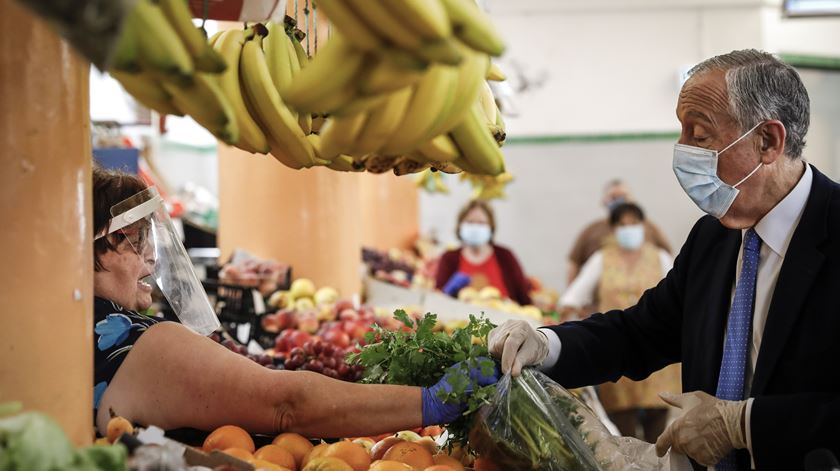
505,131,680,145
779,53,840,71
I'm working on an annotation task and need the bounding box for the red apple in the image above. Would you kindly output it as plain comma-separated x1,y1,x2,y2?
334,299,355,314
323,329,351,349
297,316,319,334
339,309,359,322
276,309,297,331
288,330,311,348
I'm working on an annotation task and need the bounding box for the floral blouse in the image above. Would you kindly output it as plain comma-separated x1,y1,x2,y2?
93,297,161,416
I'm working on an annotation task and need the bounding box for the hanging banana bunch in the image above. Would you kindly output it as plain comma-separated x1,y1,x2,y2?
461,172,515,200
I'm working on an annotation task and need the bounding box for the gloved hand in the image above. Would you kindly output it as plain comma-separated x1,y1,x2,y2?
421,358,500,426
487,320,549,376
655,391,748,466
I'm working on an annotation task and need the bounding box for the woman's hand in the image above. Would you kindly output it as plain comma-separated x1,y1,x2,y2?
420,358,500,426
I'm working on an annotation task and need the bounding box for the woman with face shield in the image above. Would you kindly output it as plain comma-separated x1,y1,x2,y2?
559,202,680,443
435,200,532,305
91,167,498,441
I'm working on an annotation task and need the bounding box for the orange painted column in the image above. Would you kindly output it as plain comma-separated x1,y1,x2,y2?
0,1,93,445
359,173,420,251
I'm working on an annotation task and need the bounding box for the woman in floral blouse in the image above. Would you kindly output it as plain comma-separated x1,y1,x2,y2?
92,167,497,438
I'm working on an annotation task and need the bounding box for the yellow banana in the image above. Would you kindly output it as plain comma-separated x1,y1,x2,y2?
133,0,193,82
433,47,490,134
163,73,238,144
315,0,383,51
264,21,294,92
418,134,461,163
110,7,140,72
327,154,364,172
380,64,457,154
286,34,312,134
289,33,309,67
360,56,426,96
208,31,224,48
240,32,316,167
318,113,369,159
111,70,183,117
393,157,430,176
281,34,366,113
363,155,401,174
477,80,498,125
213,29,269,154
431,161,463,174
450,103,505,175
486,61,506,81
267,138,307,170
159,0,226,73
381,0,451,40
439,0,506,56
353,86,414,155
332,93,389,118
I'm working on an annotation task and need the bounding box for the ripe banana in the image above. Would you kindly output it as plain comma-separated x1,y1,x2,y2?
213,29,269,154
486,62,507,81
281,34,366,113
159,0,226,73
393,157,430,176
239,31,316,167
332,93,389,118
450,103,505,175
381,0,451,41
417,134,461,163
433,47,490,134
285,32,312,134
264,21,294,92
353,86,414,155
110,8,140,72
360,56,426,96
345,0,422,50
380,64,457,154
163,73,238,144
363,155,401,174
315,0,383,51
111,70,183,117
289,33,309,67
327,154,364,172
439,0,506,57
133,0,193,82
318,112,368,159
477,80,498,125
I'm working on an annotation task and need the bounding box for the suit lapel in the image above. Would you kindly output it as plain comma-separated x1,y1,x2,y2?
751,165,830,396
697,229,741,394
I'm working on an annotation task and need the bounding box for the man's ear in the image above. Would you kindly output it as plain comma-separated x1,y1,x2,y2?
758,120,786,164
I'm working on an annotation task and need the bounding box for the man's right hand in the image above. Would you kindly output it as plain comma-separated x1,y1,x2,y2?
488,320,549,376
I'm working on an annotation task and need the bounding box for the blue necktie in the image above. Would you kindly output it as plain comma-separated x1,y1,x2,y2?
715,228,761,471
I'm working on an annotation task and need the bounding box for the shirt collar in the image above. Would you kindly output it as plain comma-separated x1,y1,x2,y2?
752,164,812,257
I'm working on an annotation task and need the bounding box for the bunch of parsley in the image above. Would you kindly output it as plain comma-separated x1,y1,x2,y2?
347,310,497,447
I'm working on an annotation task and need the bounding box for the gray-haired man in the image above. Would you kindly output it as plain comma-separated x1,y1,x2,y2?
489,50,839,470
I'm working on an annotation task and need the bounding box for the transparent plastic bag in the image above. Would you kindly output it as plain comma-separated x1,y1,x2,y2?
469,369,671,471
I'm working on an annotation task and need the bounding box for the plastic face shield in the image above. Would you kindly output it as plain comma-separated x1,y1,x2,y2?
96,187,220,335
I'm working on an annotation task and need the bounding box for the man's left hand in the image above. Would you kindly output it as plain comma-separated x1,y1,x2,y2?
655,391,748,466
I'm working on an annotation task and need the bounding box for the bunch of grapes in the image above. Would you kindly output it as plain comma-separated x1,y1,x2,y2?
210,333,278,369
283,338,364,381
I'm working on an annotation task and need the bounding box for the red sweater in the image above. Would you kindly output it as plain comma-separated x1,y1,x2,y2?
435,244,532,306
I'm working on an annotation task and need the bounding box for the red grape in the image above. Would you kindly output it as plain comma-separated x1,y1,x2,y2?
304,359,324,373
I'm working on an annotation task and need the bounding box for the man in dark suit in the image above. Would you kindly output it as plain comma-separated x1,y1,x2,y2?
489,49,839,471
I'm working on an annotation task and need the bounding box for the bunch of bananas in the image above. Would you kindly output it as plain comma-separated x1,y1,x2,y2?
461,171,515,200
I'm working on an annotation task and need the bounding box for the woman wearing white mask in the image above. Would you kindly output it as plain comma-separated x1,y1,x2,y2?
435,200,533,305
560,202,680,443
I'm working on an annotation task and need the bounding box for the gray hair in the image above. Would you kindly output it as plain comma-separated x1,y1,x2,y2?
687,49,810,159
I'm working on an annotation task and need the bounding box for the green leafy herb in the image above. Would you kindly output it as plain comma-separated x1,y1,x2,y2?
347,311,497,447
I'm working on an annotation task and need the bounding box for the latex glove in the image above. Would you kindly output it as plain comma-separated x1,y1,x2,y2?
655,391,748,466
487,320,549,376
421,358,500,426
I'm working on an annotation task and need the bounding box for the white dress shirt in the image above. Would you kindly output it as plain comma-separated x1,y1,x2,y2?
560,248,673,310
540,164,812,469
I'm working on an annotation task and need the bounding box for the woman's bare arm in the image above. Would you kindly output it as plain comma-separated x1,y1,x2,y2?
97,322,422,437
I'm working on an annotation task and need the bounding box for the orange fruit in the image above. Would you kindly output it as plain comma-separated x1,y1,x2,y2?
302,456,353,471
223,447,254,461
351,437,375,454
432,454,465,471
472,458,502,471
382,442,435,470
369,461,415,471
273,432,315,467
250,458,291,471
302,443,329,468
420,426,443,438
322,441,371,471
203,425,255,453
106,416,134,443
255,444,297,470
423,466,456,471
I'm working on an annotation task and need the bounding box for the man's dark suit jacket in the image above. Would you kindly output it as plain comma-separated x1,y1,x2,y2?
545,165,840,470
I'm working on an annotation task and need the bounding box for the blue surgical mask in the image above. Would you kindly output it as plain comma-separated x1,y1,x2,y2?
672,121,764,219
460,223,492,247
606,196,626,212
615,224,645,250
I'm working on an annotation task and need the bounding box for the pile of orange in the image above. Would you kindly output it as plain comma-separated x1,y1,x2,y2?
202,424,493,471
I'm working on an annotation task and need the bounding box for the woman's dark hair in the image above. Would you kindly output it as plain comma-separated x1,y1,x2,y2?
93,166,148,271
609,202,645,227
456,200,496,240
